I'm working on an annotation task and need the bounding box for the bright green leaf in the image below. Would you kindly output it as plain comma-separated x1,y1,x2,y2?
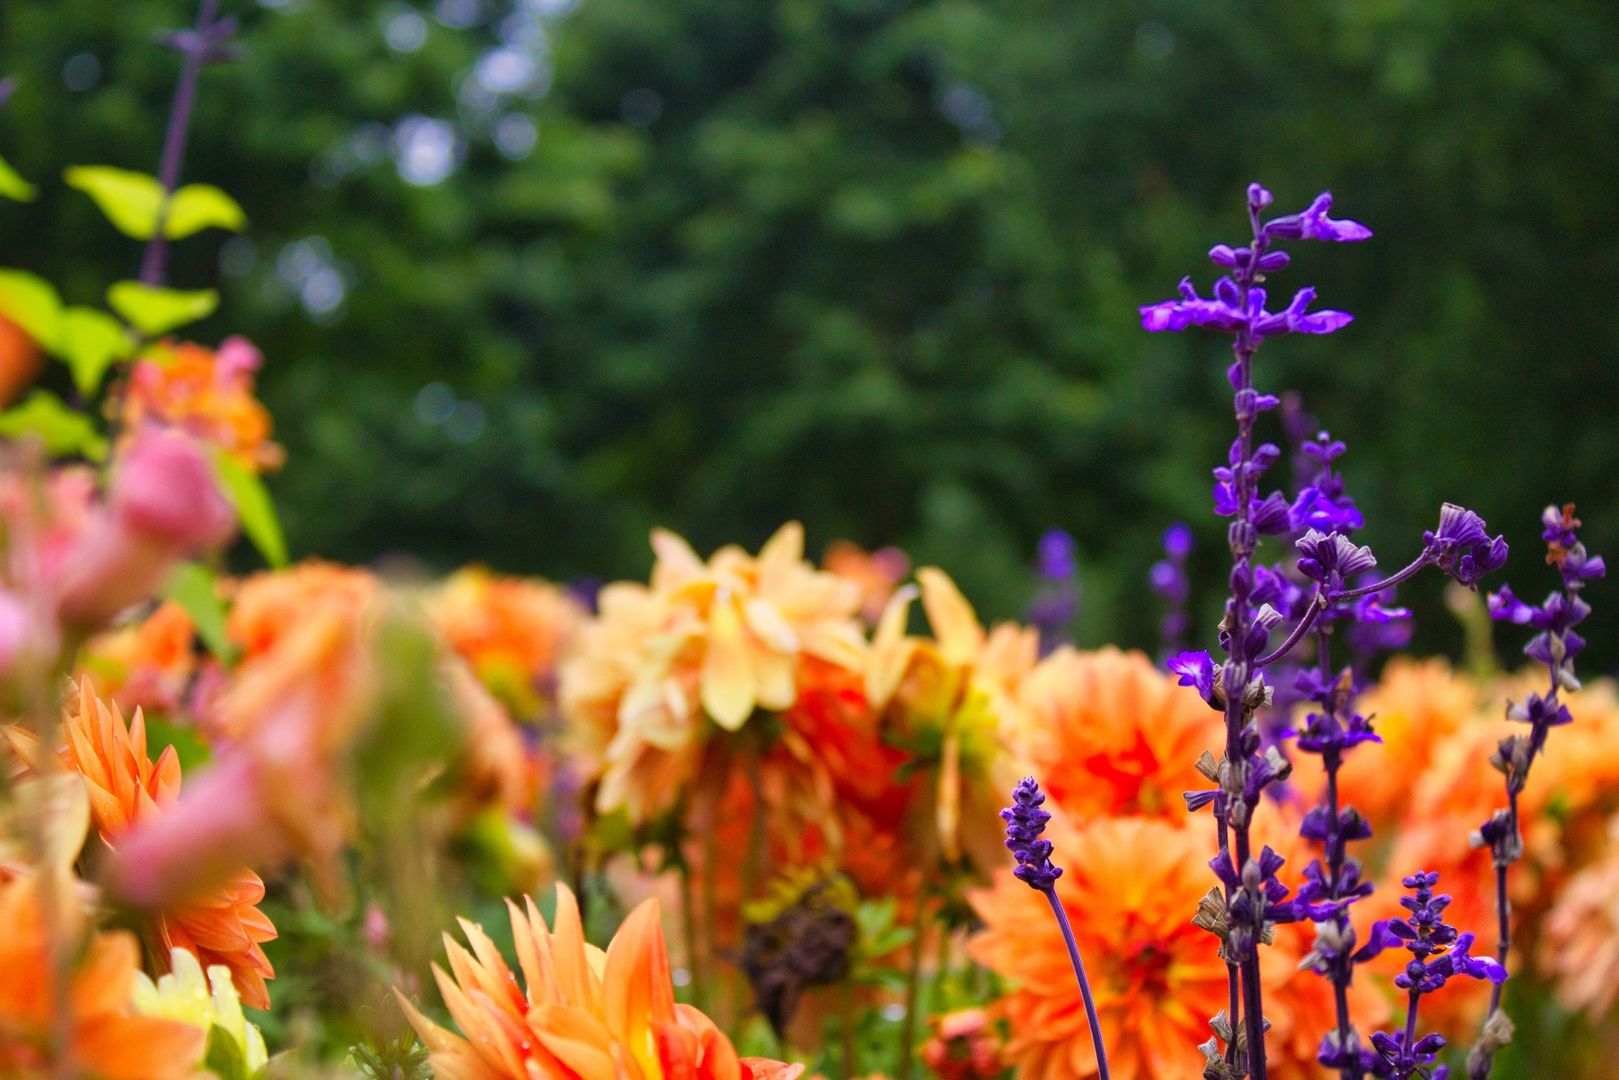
204,1024,249,1080
0,155,36,202
0,390,107,460
160,561,237,661
63,166,167,240
163,184,246,239
0,270,62,350
213,452,287,567
58,307,132,395
106,281,218,337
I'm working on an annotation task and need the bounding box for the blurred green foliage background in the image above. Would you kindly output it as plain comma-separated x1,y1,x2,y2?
1,0,1615,662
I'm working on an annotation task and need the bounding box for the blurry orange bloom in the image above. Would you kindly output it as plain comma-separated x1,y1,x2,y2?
1293,658,1482,834
0,311,41,406
79,601,197,714
122,336,283,473
561,523,867,821
226,560,378,664
1016,646,1224,821
447,659,535,820
822,540,910,625
397,883,803,1080
114,588,376,908
969,815,1229,1080
1541,815,1619,1019
431,566,582,718
5,678,278,1008
0,874,206,1080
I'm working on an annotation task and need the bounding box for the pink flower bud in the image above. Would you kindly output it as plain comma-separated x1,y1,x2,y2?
57,429,236,629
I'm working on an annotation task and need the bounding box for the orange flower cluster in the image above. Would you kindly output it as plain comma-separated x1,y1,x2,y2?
121,336,283,473
0,874,206,1080
79,601,198,715
971,648,1391,1080
561,523,868,823
398,883,804,1080
4,677,278,1008
430,565,582,720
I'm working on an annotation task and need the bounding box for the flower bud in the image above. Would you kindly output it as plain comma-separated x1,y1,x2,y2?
57,429,236,630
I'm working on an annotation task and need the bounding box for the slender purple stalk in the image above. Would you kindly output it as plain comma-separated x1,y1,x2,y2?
1467,505,1604,1079
1001,778,1109,1080
1146,185,1507,1079
139,0,239,285
1362,872,1506,1079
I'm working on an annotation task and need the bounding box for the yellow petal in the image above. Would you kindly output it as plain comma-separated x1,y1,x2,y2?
917,568,983,666
865,586,919,708
741,598,799,655
755,522,803,595
650,529,707,587
700,594,755,730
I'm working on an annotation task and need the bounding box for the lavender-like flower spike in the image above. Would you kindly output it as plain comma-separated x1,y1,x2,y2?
1001,778,1110,1080
1367,872,1505,1080
1467,505,1602,1079
1002,776,1062,890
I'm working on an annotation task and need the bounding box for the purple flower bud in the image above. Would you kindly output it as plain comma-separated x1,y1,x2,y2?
1296,530,1378,586
1162,521,1194,561
1037,528,1078,581
1001,777,1063,891
1424,504,1509,588
1209,244,1239,267
1256,250,1290,272
1248,183,1274,210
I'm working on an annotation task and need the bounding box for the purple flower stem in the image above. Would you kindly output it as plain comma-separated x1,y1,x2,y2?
1041,887,1111,1080
1335,553,1433,602
1255,590,1324,667
139,0,223,286
1317,629,1364,1080
1221,197,1271,1080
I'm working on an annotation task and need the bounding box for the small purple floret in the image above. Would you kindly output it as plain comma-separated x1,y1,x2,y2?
1001,776,1062,890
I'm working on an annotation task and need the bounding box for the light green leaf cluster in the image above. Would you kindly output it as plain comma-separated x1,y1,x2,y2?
107,281,220,336
0,269,134,394
0,390,108,460
64,166,245,240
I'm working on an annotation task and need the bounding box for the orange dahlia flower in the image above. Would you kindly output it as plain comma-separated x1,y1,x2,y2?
1016,646,1224,821
226,560,379,665
5,677,278,1009
0,874,206,1080
121,336,283,473
1541,815,1619,1019
561,522,867,821
114,588,376,908
430,566,582,718
396,883,803,1080
79,601,198,714
969,815,1229,1080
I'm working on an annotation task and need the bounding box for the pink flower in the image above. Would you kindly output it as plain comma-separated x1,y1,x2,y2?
57,428,235,629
